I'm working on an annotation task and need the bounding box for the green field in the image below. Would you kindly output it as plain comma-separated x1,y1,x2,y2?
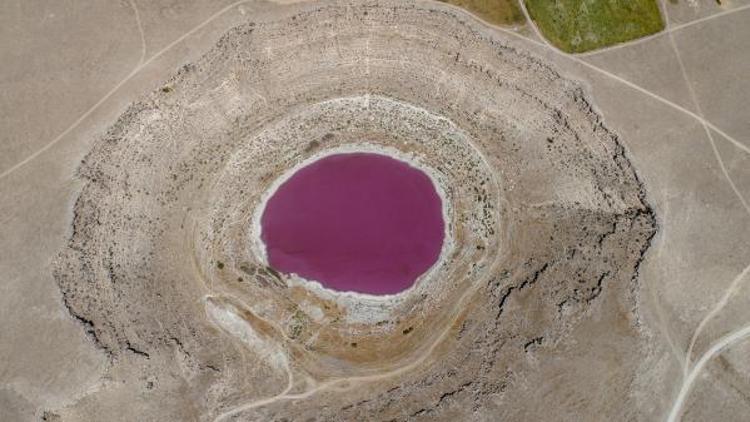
525,0,665,53
440,0,525,26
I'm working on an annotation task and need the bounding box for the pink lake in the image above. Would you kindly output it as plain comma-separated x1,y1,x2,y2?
260,152,445,295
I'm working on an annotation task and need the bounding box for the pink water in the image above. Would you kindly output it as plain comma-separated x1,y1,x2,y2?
260,152,445,295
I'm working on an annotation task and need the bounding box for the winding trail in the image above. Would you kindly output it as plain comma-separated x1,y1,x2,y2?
666,324,750,422
684,263,750,376
212,239,508,421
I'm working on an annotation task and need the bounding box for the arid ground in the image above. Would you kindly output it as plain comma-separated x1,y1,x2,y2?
1,1,749,421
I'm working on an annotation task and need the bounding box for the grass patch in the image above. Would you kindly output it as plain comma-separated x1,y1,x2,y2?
439,0,525,26
525,0,664,53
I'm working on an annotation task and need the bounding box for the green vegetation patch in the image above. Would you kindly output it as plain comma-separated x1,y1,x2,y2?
440,0,525,26
525,0,664,53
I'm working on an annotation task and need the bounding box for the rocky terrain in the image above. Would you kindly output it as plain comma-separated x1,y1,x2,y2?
49,3,658,421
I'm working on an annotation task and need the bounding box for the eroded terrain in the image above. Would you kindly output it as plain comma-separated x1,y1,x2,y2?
52,4,655,421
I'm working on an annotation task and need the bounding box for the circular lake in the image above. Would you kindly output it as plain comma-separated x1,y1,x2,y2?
260,152,445,295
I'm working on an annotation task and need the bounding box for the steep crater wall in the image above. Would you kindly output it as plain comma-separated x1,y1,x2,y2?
53,3,656,421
